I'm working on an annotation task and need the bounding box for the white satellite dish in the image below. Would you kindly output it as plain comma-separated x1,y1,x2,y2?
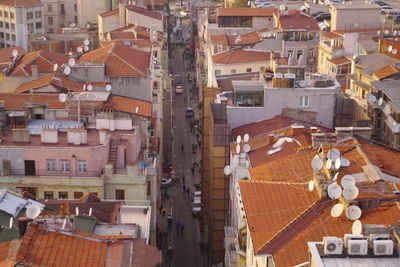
224,165,232,175
105,84,112,91
236,135,242,144
135,106,139,113
393,49,398,55
243,133,250,143
327,148,340,161
243,144,251,153
26,204,41,219
83,39,90,46
89,207,93,216
11,49,18,57
77,47,83,53
63,66,71,75
58,93,67,103
326,159,332,169
352,220,362,235
346,205,362,220
325,0,331,5
300,5,308,12
53,63,58,72
341,175,355,188
388,45,393,52
62,218,67,229
8,217,13,229
327,183,342,199
68,58,76,67
384,30,390,35
394,30,398,36
334,157,341,169
330,203,344,218
333,172,339,182
266,32,272,38
236,144,241,154
83,45,89,52
75,206,79,216
308,180,314,191
340,157,350,167
279,4,286,11
378,97,383,106
311,156,323,170
343,186,359,200
86,84,93,91
366,93,376,104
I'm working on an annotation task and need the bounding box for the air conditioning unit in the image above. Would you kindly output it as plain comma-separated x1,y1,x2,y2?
373,240,394,256
323,237,343,255
347,239,368,255
344,233,364,247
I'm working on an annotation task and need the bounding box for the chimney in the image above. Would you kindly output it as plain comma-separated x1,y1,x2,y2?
31,65,38,77
267,134,275,144
99,129,107,145
335,127,372,141
119,0,126,28
290,125,305,135
311,133,337,148
12,125,30,142
67,127,87,145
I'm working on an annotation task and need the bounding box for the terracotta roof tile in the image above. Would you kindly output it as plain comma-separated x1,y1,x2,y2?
373,64,400,79
0,46,26,68
99,9,119,18
107,95,152,117
0,241,12,262
0,0,41,7
276,57,289,65
131,239,162,267
217,7,277,17
0,93,65,109
78,43,150,77
278,10,319,31
232,115,293,138
322,31,343,39
108,25,163,41
328,57,351,65
15,73,84,93
209,34,228,45
212,49,271,65
126,5,162,20
227,31,262,46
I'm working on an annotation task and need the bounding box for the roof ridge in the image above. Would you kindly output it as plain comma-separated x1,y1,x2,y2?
110,46,146,76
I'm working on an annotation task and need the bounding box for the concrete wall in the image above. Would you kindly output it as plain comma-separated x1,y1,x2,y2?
330,4,381,31
126,10,163,32
98,12,119,41
77,0,111,26
252,17,273,30
0,147,25,175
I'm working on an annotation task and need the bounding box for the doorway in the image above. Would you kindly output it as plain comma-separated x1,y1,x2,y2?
24,160,36,176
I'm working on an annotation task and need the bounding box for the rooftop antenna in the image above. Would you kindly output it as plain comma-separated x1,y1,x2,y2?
346,205,362,220
11,49,18,57
26,204,41,219
326,158,332,169
224,165,232,175
58,93,67,103
243,144,251,153
68,58,76,67
63,66,71,75
366,93,376,104
392,49,398,55
340,157,350,167
83,39,90,46
83,45,89,52
311,155,323,170
388,45,393,52
135,106,139,114
334,157,341,170
327,183,342,199
308,180,315,191
236,144,241,154
89,207,93,216
77,47,83,53
352,220,362,235
62,218,67,229
75,206,79,216
243,133,250,143
331,203,344,217
236,135,242,144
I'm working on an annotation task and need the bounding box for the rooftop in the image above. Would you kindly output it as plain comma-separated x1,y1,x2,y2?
126,5,162,20
373,64,400,80
99,8,119,18
212,49,271,65
322,32,343,40
356,52,399,76
371,80,400,112
106,95,152,117
0,0,41,7
15,73,84,93
328,57,351,65
0,46,26,71
217,7,276,17
278,10,319,31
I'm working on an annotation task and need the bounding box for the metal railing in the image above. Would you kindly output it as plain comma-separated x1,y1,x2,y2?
1,168,103,177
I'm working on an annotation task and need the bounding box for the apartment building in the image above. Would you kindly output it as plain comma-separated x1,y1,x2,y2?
41,0,78,33
0,0,44,50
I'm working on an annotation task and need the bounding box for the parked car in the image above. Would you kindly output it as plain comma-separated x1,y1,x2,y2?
175,85,183,94
315,13,331,22
192,198,202,216
161,178,173,188
256,2,274,8
383,8,400,17
381,6,393,14
375,1,388,6
186,107,194,118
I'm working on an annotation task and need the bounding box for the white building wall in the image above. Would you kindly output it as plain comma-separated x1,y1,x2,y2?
41,0,78,31
77,0,111,27
126,10,163,31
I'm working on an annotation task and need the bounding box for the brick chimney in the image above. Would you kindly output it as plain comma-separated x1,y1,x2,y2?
99,128,107,145
311,133,337,148
335,127,372,141
12,125,30,142
67,127,87,145
267,134,275,144
41,125,58,143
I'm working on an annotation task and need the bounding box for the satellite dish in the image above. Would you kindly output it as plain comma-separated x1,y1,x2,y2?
75,206,79,216
388,45,393,52
105,84,112,91
68,58,76,67
236,135,242,144
266,32,272,38
384,30,390,35
243,133,250,143
236,144,240,154
62,218,67,229
327,183,342,199
343,186,359,200
299,80,306,87
352,220,362,235
325,0,331,5
341,175,355,188
86,84,93,91
224,165,232,175
243,144,251,153
366,93,376,104
378,97,383,106
326,159,332,169
333,172,339,182
330,203,344,217
63,66,71,75
346,205,362,220
308,180,314,191
311,155,323,170
77,47,83,53
334,157,341,169
58,93,67,103
340,157,350,167
8,217,13,229
300,5,308,12
83,45,89,52
393,49,398,55
327,148,340,161
83,39,90,46
135,106,139,113
11,49,18,57
394,30,398,36
26,204,41,219
53,63,58,72
279,4,286,11
89,207,93,216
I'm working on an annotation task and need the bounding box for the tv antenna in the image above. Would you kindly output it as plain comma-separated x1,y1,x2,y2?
366,93,376,104
327,183,342,199
11,49,18,57
89,207,93,216
224,165,232,175
105,84,112,91
86,84,93,91
62,218,67,229
388,45,393,52
327,148,340,161
83,45,89,52
26,204,41,219
331,203,344,217
378,97,383,106
279,4,286,11
346,205,362,220
393,49,398,55
77,47,83,53
352,220,362,235
243,133,250,143
340,157,350,167
326,158,332,169
53,63,58,72
343,186,359,200
334,157,341,170
83,39,90,46
243,144,251,153
311,155,323,170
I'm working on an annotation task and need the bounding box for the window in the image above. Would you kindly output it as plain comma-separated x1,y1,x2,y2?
215,69,221,76
35,11,41,18
35,22,42,29
10,12,14,19
48,16,53,25
299,96,309,107
47,159,56,171
0,32,4,39
5,33,9,40
74,16,78,23
58,192,68,199
11,34,15,41
5,22,9,29
74,4,77,12
27,23,34,32
78,160,87,173
246,68,252,73
0,21,3,28
48,28,54,33
74,192,83,199
48,4,52,12
115,189,125,200
60,160,70,172
44,191,54,199
260,67,265,72
230,69,236,74
234,91,264,107
11,23,14,30
4,11,8,18
27,12,33,20
0,11,3,17
147,181,151,196
60,4,65,15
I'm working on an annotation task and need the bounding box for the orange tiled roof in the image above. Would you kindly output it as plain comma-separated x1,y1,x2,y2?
328,57,351,65
15,224,108,266
322,31,343,39
212,50,271,64
0,46,26,63
108,24,163,41
0,0,41,7
209,34,228,44
15,73,84,93
0,93,66,109
278,10,319,31
78,43,150,77
9,51,68,77
373,64,400,79
232,115,293,138
143,0,164,4
217,7,276,17
126,5,162,20
108,95,152,117
276,57,289,65
99,8,119,18
227,31,262,46
0,241,13,262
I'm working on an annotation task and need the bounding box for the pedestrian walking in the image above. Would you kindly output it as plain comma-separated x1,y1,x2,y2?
181,144,184,153
182,183,186,191
182,174,185,184
191,167,195,175
176,221,180,232
180,223,185,234
186,187,190,196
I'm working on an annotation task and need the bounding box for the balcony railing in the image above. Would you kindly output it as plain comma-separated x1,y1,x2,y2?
1,168,103,177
